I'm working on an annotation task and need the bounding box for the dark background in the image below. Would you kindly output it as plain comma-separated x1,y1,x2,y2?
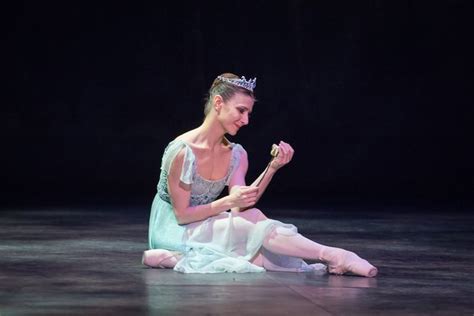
3,1,473,210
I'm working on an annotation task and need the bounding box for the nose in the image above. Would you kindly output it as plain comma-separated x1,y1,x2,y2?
241,113,249,125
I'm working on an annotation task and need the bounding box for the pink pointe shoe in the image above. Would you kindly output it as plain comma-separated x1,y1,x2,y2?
320,247,378,277
142,249,182,268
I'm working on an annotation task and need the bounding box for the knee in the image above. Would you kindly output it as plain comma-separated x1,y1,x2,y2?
273,226,299,236
245,208,267,221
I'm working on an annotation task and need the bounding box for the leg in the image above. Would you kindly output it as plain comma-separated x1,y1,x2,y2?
239,208,377,277
250,251,264,267
263,226,378,277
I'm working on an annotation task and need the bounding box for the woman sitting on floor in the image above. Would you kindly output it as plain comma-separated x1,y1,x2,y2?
143,73,378,277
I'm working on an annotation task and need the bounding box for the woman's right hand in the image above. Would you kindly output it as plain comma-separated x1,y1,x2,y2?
228,185,259,209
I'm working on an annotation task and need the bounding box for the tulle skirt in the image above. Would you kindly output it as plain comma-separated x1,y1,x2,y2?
149,196,325,273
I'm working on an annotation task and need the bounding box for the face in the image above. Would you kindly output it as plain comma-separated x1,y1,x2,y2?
215,92,254,136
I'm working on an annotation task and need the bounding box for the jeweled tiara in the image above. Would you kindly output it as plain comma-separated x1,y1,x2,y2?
217,75,257,92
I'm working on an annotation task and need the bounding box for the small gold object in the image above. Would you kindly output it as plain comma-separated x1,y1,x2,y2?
270,144,279,157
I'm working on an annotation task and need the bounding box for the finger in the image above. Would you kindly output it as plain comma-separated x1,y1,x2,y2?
241,187,257,195
280,141,292,149
239,186,250,192
279,144,289,163
277,148,287,164
288,149,294,161
242,186,259,194
280,141,290,150
283,142,291,154
285,144,294,162
245,194,257,201
245,192,258,200
245,191,258,199
283,142,292,154
246,199,257,206
285,145,292,163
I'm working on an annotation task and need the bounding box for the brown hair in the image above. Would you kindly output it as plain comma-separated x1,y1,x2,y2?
203,73,256,116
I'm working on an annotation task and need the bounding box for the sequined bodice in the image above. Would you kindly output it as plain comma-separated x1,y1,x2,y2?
157,140,242,207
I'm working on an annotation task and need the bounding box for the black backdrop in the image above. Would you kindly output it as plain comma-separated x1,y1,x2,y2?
4,1,473,208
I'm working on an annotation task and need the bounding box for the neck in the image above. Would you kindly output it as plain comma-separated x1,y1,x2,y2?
194,115,225,150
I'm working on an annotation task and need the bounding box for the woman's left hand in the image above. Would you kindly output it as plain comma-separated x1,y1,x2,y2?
269,141,294,171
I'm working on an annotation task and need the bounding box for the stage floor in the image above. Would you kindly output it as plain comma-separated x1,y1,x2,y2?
0,203,473,315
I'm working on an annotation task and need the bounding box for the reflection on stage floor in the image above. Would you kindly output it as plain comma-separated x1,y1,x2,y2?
0,204,472,315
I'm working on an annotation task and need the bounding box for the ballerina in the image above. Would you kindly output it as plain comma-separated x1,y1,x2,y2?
143,73,377,277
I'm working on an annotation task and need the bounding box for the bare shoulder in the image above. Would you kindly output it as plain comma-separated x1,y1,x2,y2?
239,146,248,161
175,129,197,143
170,146,186,168
233,143,248,165
232,142,247,155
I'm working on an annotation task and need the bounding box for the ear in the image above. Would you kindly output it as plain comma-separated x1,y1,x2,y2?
213,95,224,112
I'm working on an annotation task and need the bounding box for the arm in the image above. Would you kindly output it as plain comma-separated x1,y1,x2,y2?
228,141,294,212
168,149,257,225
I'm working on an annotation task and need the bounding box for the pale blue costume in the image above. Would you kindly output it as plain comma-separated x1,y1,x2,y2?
148,139,325,273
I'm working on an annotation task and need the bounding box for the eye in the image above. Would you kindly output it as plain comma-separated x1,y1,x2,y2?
238,108,245,114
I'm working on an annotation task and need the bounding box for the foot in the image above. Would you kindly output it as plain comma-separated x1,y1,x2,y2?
320,247,378,277
142,249,182,268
